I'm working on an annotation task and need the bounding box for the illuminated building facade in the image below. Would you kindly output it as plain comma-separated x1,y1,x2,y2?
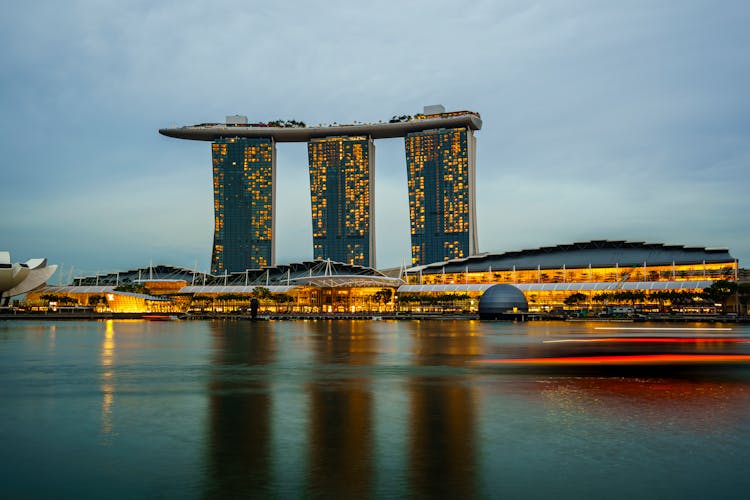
405,125,478,266
30,244,744,315
211,137,276,273
308,136,375,267
401,240,740,313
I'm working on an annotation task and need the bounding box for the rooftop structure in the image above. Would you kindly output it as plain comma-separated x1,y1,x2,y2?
159,112,482,142
406,240,737,274
71,260,401,289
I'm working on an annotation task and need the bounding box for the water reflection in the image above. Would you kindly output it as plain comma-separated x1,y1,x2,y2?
206,321,276,498
536,376,750,431
2,320,750,499
405,321,482,499
100,319,115,441
307,321,376,498
406,319,485,358
48,324,56,352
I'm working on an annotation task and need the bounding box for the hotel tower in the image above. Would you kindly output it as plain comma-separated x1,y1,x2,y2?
404,107,478,265
210,136,276,274
308,136,375,267
159,106,481,272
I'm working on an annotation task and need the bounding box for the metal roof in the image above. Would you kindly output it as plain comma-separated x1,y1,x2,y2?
40,286,170,301
71,260,388,287
180,285,297,294
43,286,116,293
397,281,715,294
398,284,493,293
73,265,209,287
290,275,403,288
515,281,716,292
407,240,735,274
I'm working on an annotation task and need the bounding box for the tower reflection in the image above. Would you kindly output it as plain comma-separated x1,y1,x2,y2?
306,320,377,498
405,321,483,499
206,321,276,498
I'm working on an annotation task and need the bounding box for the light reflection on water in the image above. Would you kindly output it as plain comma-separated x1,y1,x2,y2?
100,320,115,441
0,319,749,499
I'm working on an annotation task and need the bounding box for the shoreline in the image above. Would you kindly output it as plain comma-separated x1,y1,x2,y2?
1,311,748,323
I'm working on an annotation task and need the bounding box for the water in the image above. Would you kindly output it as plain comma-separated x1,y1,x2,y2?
1,319,749,499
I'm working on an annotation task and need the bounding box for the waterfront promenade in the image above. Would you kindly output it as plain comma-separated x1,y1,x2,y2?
1,310,747,323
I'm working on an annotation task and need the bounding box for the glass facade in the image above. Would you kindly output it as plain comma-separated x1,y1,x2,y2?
405,127,478,266
307,136,375,267
408,262,738,286
211,137,276,274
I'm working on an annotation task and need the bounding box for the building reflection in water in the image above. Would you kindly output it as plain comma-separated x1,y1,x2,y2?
306,320,377,499
205,321,276,498
48,324,56,352
100,319,116,442
404,320,483,499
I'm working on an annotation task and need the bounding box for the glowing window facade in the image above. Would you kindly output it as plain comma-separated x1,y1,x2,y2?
211,137,276,274
307,136,375,267
405,127,478,266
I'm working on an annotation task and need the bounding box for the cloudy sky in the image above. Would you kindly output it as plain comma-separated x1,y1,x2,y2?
1,0,748,279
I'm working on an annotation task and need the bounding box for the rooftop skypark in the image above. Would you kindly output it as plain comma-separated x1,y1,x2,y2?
159,109,482,142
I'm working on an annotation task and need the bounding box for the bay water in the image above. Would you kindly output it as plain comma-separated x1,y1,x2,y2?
1,319,749,499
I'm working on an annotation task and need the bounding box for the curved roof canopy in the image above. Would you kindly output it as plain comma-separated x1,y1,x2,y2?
160,113,482,142
407,240,736,274
72,260,402,289
290,274,403,288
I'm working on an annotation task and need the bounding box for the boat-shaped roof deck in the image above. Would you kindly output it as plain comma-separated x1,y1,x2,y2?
159,113,482,142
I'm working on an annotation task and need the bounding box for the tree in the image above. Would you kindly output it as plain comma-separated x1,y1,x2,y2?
703,280,738,311
40,294,78,306
269,293,294,312
372,289,393,305
88,295,105,306
738,283,750,315
563,293,587,307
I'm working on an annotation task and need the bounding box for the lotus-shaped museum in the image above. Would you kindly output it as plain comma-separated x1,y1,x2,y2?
1,251,57,303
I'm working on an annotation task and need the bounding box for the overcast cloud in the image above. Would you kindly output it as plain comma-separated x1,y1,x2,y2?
1,0,748,278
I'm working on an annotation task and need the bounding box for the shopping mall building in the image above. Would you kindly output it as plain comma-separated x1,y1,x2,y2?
400,240,739,313
26,240,741,315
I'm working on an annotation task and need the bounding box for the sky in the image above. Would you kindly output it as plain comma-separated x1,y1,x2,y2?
1,0,748,281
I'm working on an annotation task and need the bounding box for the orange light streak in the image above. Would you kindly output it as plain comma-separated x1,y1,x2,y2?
544,337,750,344
478,354,750,366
